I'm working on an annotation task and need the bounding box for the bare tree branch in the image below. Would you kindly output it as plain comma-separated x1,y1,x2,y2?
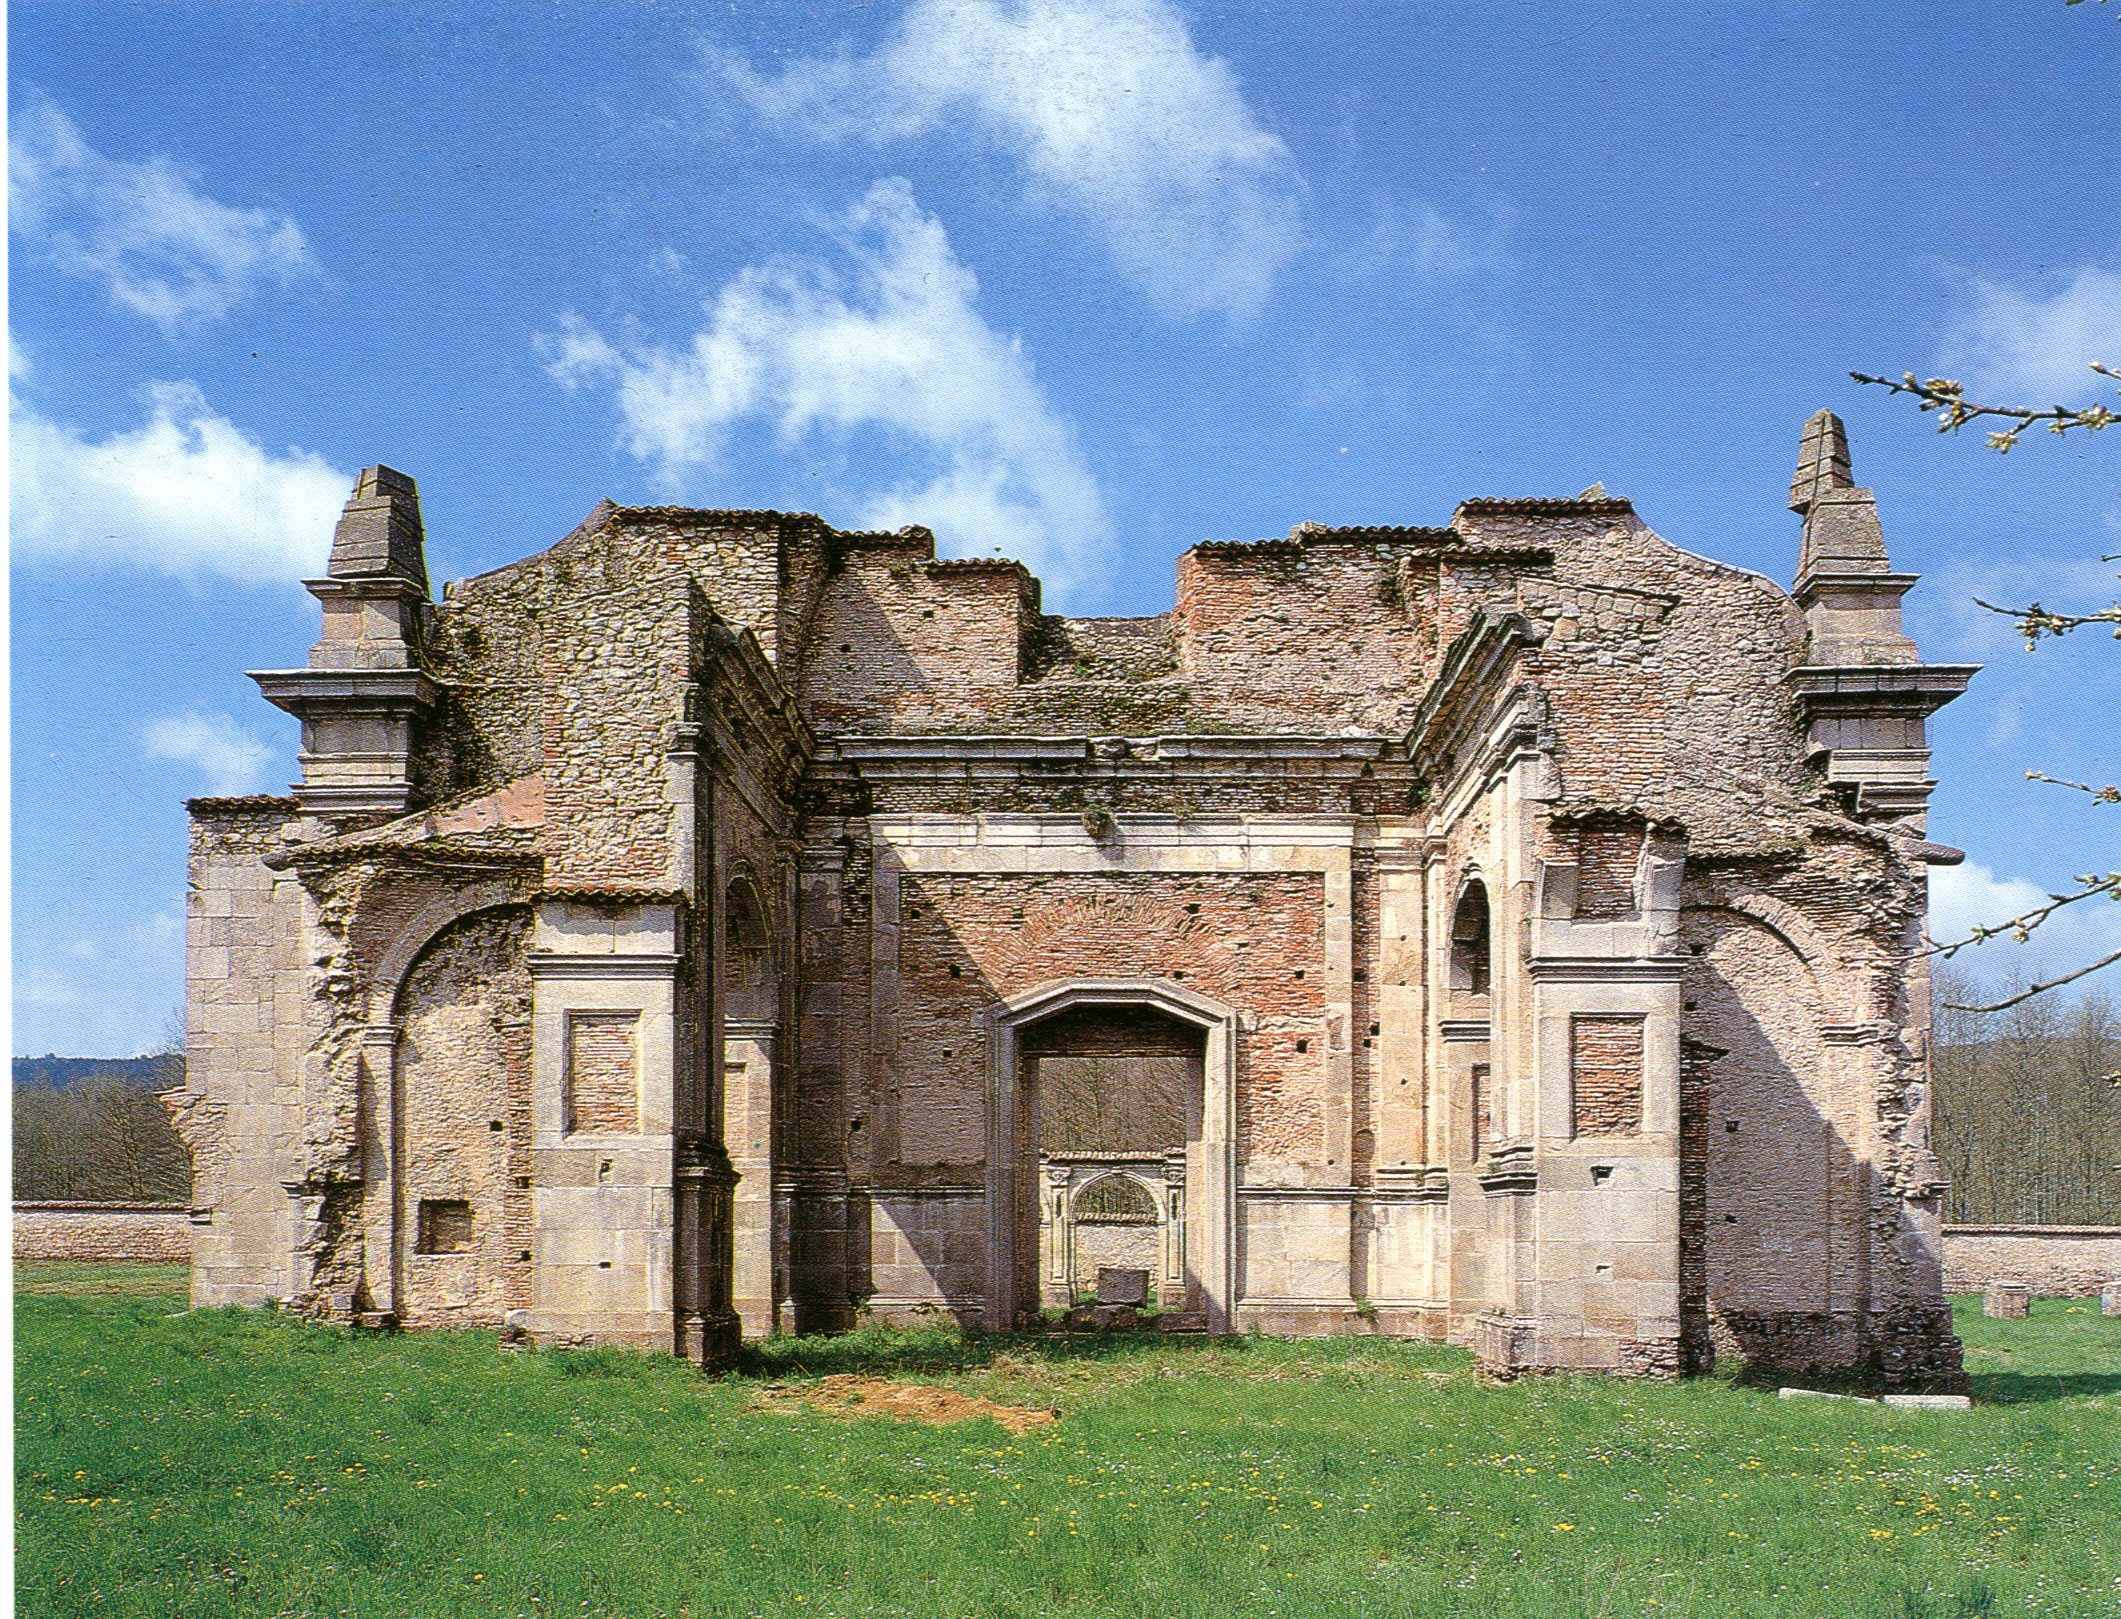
2028,770,2121,804
1922,873,2121,958
1851,364,2118,449
1947,947,2121,1012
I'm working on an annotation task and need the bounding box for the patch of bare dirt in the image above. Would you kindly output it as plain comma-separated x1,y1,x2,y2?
754,1375,1058,1435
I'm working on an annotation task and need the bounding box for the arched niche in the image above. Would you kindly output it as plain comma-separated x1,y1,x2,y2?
1448,876,1493,1000
387,904,534,1328
722,871,777,1027
987,977,1237,1332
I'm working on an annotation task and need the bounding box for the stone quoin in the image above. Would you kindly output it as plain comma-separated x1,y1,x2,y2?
171,414,1977,1388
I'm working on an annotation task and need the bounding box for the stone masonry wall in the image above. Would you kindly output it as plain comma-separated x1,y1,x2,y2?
1942,1227,2121,1296
181,801,315,1307
424,507,803,876
14,1205,192,1263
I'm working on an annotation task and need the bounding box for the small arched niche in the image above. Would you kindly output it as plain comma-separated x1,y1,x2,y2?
1449,877,1493,1001
722,874,776,1026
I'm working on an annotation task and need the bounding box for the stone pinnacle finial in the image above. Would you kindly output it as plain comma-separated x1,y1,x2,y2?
1789,409,1854,515
328,465,429,594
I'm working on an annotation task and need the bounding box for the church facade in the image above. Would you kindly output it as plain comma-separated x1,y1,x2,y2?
172,414,1976,1387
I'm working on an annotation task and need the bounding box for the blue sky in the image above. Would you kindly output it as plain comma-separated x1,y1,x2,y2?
10,0,2120,1055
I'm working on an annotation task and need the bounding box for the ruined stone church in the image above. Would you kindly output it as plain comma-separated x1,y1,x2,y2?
174,412,1976,1387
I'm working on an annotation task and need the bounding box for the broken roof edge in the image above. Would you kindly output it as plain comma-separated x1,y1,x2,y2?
187,794,303,816
1452,496,1637,519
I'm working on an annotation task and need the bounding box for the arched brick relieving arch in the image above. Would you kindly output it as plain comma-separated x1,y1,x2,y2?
985,977,1238,1333
1680,889,1865,1028
367,875,540,1025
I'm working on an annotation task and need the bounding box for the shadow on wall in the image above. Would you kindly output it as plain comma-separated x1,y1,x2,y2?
790,857,1334,1334
1679,903,1948,1384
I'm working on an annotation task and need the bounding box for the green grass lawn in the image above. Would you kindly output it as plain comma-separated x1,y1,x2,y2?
15,1263,2121,1618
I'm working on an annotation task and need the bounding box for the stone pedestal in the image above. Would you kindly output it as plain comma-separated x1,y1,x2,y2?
2100,1282,2121,1317
1474,1312,1538,1380
1982,1282,2030,1320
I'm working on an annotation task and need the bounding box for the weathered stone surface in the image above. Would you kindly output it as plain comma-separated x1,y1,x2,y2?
1982,1283,2031,1320
1097,1266,1150,1306
176,420,1974,1387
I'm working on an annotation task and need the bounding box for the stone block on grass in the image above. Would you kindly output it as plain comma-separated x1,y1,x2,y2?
1982,1282,2030,1320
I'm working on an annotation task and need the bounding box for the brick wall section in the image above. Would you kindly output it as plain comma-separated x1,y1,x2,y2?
14,1204,191,1263
1571,1015,1645,1135
567,1013,641,1135
1572,822,1641,917
800,547,1037,731
1172,539,1438,733
1942,1227,2121,1296
888,871,1327,1168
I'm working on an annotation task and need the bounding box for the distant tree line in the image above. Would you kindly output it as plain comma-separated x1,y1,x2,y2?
11,1042,191,1203
8,987,2114,1221
1932,973,2121,1225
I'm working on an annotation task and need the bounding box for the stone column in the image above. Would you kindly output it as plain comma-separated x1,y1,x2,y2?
1041,1165,1074,1307
357,1024,400,1318
1161,1148,1188,1300
724,1019,780,1338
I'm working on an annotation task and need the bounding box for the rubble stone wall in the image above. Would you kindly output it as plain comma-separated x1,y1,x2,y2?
1943,1226,2121,1296
393,907,535,1326
14,1204,192,1263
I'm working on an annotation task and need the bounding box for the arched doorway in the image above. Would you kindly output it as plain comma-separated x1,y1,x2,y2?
987,978,1238,1331
722,871,782,1338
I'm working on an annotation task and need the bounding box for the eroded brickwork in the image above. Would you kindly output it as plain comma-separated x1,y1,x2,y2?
890,872,1327,1167
395,907,533,1326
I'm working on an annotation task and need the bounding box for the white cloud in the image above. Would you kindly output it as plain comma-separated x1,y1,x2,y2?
9,90,318,333
142,711,277,796
715,0,1304,323
1364,195,1510,280
10,379,350,584
1940,265,2121,404
1930,859,2121,991
541,178,1113,591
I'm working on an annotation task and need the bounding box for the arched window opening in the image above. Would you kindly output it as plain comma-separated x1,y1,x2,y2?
1073,1174,1159,1224
1450,879,1493,999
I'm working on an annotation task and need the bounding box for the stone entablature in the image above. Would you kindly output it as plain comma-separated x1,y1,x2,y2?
174,417,1976,1390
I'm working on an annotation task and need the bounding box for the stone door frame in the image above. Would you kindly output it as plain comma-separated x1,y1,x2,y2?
986,977,1238,1332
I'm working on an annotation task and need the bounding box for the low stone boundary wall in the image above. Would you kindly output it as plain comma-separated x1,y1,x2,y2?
13,1202,192,1263
1942,1224,2121,1298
